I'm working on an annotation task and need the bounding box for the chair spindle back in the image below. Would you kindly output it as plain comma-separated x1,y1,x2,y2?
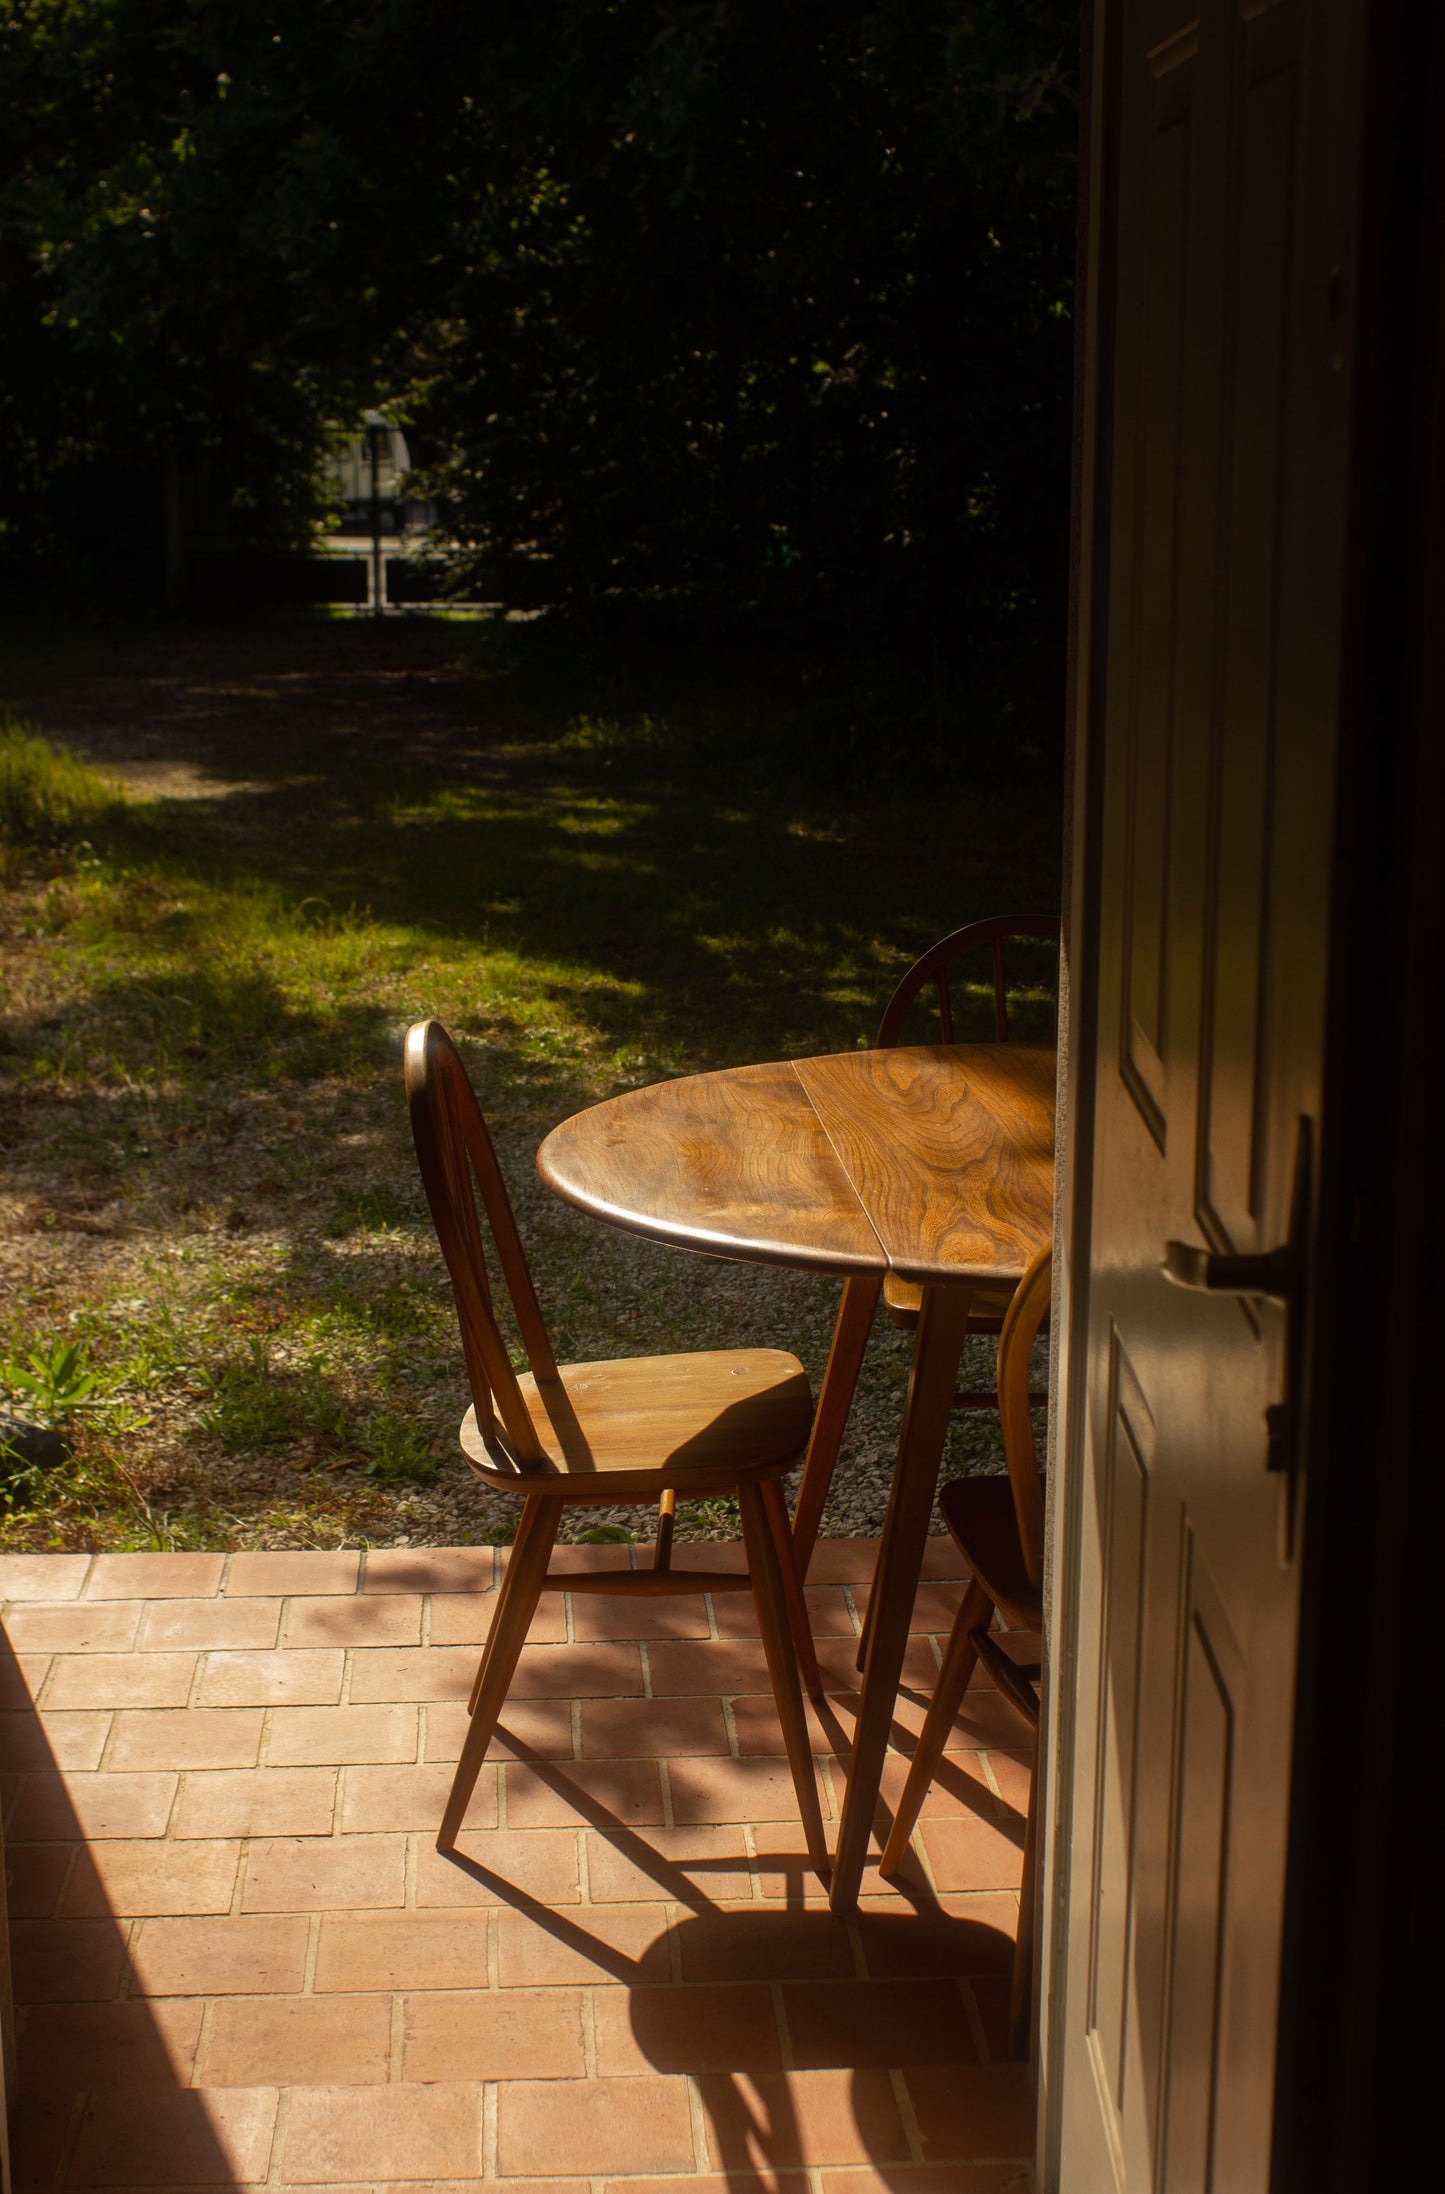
405,1018,560,1469
876,913,1062,1050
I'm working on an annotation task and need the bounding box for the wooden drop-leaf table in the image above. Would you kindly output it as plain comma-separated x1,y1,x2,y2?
538,1042,1057,1912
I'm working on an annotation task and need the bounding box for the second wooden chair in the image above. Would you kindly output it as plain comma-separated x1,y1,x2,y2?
878,1237,1053,2058
405,1018,828,1872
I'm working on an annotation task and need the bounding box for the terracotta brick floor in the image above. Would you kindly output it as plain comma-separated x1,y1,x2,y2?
1,1541,1037,2192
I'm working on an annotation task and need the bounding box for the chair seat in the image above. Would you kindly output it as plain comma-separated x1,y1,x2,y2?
938,1475,1044,1634
458,1348,814,1498
883,1271,1017,1331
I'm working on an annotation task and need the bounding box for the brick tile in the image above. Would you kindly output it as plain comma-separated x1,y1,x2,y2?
814,1635,943,1695
392,2184,589,2194
282,2081,483,2183
314,1911,490,1993
67,2083,278,2184
44,1650,197,1709
431,1590,566,1646
411,1827,580,1908
594,1982,782,2075
920,1536,970,1580
496,1903,671,1987
856,1578,968,1636
0,1652,47,1708
585,1827,752,1906
4,1843,73,1919
983,1748,1034,1814
241,1833,407,1912
64,1837,242,1917
18,1999,204,2091
401,1987,586,2081
139,1598,283,1651
610,2181,809,2194
197,1647,345,1708
6,2095,72,2185
905,2061,1036,2160
284,1594,422,1647
801,1539,883,1584
541,1543,637,1574
943,1686,1036,1750
424,1697,573,1764
8,1769,177,1842
1,1600,140,1654
783,1977,978,2069
362,1547,496,1594
570,1593,711,1642
175,1766,339,1839
0,1553,91,1601
422,1589,501,1646
202,1993,392,2087
85,1551,225,1600
646,1638,772,1696
267,1703,419,1766
339,1762,495,1834
10,1917,129,2002
731,1684,989,1761
580,1695,730,1760
967,1975,1018,2061
821,2168,1030,2194
131,1914,310,1996
676,1907,855,1983
669,1755,829,1826
855,1898,1019,1981
715,1583,857,1640
505,1757,663,1828
226,1550,361,1597
509,1641,645,1700
497,2073,694,2177
876,1748,1012,1825
697,2066,911,2169
347,1645,478,1704
109,1708,264,1771
0,1709,110,1770
919,1815,1027,1893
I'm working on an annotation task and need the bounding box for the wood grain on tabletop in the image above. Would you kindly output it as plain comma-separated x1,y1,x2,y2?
792,1044,1056,1284
536,1058,886,1275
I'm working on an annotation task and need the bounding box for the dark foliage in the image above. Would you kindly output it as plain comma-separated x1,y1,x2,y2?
0,1,1077,664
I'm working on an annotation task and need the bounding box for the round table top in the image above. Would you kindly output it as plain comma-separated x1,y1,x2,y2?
536,1043,1057,1286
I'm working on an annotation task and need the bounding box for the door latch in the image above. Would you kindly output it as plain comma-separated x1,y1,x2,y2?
1161,1118,1312,1514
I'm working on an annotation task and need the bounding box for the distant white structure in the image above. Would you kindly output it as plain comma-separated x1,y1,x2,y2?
322,412,436,610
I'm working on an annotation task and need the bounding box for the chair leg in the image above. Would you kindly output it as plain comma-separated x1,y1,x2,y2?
761,1476,823,1701
1009,1721,1041,2061
791,1274,881,1577
439,1494,559,1851
468,1510,545,1715
878,1578,994,1876
739,1480,830,1877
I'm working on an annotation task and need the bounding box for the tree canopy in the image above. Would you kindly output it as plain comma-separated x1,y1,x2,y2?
0,0,1077,657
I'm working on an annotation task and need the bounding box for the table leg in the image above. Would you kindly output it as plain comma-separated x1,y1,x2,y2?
792,1272,883,1577
829,1279,973,1915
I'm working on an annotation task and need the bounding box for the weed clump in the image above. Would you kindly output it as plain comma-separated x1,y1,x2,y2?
0,716,121,851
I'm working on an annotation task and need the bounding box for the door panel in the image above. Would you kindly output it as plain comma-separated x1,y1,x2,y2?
1051,3,1365,2188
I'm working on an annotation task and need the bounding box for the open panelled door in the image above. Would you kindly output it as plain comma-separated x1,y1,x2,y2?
1046,2,1369,2189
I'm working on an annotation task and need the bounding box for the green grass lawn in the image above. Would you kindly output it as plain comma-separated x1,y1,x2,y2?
0,611,1061,1551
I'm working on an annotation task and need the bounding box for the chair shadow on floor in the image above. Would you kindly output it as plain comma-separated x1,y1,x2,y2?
443,1713,1033,2191
1,1629,245,2191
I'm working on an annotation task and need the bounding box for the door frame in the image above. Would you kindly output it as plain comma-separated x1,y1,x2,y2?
1038,1,1444,2185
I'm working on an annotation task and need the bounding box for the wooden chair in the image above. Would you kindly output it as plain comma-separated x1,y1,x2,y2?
878,1238,1052,2058
405,1018,828,1870
791,913,1060,1576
